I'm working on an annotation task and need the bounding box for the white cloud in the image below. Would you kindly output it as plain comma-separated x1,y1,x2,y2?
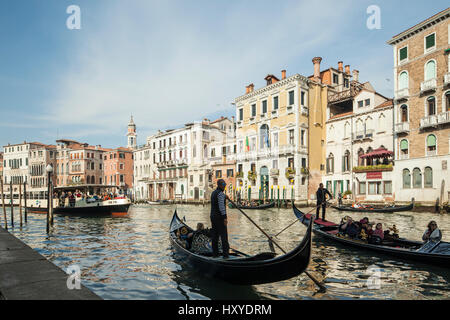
42,0,358,141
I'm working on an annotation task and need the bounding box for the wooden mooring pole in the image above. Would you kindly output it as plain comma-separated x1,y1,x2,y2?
10,181,14,228
19,182,23,227
1,178,7,230
24,181,27,223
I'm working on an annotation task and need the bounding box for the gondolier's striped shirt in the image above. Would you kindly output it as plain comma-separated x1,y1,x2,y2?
218,191,227,217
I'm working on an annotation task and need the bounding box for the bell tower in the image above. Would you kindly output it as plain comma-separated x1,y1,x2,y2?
127,115,137,149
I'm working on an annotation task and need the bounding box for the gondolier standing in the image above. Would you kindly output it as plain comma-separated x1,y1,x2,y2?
316,183,333,221
211,179,230,258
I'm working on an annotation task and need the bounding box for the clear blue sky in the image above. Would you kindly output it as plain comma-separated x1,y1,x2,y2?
0,0,448,149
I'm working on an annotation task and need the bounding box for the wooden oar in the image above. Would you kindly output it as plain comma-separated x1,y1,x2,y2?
272,202,327,239
228,198,326,292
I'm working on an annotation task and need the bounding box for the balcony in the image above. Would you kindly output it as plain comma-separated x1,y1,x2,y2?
445,72,450,86
352,130,374,141
420,115,438,129
395,88,409,101
438,111,450,125
270,169,279,176
271,109,279,118
279,145,296,155
420,78,437,93
287,105,294,114
353,164,393,173
395,122,410,134
301,106,308,116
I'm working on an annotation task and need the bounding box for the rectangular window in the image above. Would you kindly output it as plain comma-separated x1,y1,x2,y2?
289,91,295,106
359,182,366,195
333,74,338,84
215,170,222,179
301,158,306,168
239,108,243,121
425,33,435,51
365,99,370,106
300,129,305,146
289,129,294,145
384,181,392,194
273,132,278,147
301,92,305,105
227,169,234,178
251,104,256,117
288,158,294,168
262,100,267,114
358,101,364,108
273,159,278,169
399,46,408,62
368,182,381,195
273,96,279,110
238,164,243,173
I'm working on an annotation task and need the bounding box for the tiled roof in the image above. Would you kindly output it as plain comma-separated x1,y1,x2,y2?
329,111,353,121
375,100,394,109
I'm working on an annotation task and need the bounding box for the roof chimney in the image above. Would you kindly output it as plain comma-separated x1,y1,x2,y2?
248,83,254,93
338,61,343,72
353,69,359,82
312,57,322,82
345,65,350,75
281,70,286,80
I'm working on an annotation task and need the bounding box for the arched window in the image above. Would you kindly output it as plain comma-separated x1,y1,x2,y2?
344,122,350,139
91,176,95,184
365,117,373,132
424,167,433,188
366,147,373,166
400,139,409,159
342,150,350,172
426,134,437,155
427,96,436,116
203,144,208,158
326,153,334,174
400,105,408,122
86,176,90,184
260,124,269,149
356,119,363,133
193,146,196,158
378,114,385,131
413,168,422,189
402,169,411,189
399,71,408,89
358,148,365,166
425,60,436,80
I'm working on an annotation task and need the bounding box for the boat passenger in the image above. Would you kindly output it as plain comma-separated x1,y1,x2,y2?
369,223,384,244
422,221,442,243
340,217,360,238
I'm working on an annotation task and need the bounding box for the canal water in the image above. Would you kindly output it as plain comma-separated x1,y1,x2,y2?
3,205,449,300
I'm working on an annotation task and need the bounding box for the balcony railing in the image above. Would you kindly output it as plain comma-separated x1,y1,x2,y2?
352,130,374,141
353,164,393,173
438,111,450,124
420,115,438,128
395,88,409,100
270,169,279,176
444,72,450,86
395,122,410,134
420,78,437,93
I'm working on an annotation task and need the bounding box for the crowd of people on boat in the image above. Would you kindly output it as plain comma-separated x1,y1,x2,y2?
338,215,442,245
56,191,125,207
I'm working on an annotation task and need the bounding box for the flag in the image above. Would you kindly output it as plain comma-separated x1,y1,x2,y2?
246,136,249,151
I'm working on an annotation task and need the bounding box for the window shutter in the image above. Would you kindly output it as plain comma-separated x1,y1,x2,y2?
400,140,408,150
399,47,407,61
426,34,435,49
427,135,436,148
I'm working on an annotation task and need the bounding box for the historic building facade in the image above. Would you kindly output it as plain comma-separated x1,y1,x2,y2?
235,70,312,202
388,8,450,205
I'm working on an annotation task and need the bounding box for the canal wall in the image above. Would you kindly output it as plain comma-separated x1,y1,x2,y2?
0,227,101,300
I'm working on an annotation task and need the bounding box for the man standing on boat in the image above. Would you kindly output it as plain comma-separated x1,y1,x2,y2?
210,179,230,259
316,183,333,221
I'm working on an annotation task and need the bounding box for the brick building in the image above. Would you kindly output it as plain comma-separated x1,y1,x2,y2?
388,8,450,205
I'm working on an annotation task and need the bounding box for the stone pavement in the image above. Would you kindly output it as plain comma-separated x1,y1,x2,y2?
0,226,101,300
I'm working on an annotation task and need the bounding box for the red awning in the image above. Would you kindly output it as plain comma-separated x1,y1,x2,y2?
360,148,394,159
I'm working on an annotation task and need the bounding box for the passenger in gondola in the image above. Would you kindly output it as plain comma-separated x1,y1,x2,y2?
369,223,384,244
339,217,360,238
422,221,442,243
210,179,230,259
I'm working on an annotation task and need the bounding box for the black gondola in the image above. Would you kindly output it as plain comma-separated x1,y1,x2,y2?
293,204,450,268
331,199,414,213
229,202,276,210
169,210,313,285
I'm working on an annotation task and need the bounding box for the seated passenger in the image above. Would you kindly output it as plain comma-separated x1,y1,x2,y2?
369,223,384,244
422,221,442,243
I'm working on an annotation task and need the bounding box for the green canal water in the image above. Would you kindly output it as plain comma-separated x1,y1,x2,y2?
3,205,450,300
